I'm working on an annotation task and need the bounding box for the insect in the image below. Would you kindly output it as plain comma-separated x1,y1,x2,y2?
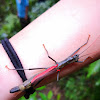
8,34,93,94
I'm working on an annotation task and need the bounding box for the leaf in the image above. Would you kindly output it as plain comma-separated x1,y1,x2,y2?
87,60,100,78
95,79,100,86
18,96,25,100
57,93,61,100
29,92,37,100
36,86,46,91
39,92,47,100
47,90,53,100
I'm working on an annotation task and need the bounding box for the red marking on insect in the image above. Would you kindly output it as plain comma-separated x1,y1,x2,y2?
31,64,58,83
57,69,60,72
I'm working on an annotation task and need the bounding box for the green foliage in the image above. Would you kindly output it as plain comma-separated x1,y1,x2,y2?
19,92,37,100
29,0,59,21
57,93,61,100
59,71,90,100
0,0,59,40
36,86,46,91
39,92,47,100
18,86,54,100
87,60,100,100
47,90,53,100
38,90,53,100
58,59,100,100
87,59,100,78
0,1,16,22
0,14,20,39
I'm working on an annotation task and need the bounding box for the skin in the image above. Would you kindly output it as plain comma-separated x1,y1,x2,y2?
0,0,100,99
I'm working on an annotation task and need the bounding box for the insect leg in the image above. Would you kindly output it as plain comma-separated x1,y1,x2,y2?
5,65,48,70
43,44,60,81
43,44,57,64
57,72,59,81
77,56,91,63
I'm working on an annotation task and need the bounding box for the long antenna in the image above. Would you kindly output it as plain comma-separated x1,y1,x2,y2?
79,51,98,59
78,35,90,55
79,35,100,56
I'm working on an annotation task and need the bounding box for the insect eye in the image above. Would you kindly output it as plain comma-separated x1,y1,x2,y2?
75,54,78,57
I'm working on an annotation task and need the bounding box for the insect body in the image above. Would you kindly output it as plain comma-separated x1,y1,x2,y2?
43,35,90,80
10,35,90,93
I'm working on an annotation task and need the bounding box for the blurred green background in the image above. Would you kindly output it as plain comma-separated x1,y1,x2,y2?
0,0,100,100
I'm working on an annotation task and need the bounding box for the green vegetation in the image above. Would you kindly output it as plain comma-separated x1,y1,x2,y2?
0,0,58,39
0,0,100,100
59,60,100,100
